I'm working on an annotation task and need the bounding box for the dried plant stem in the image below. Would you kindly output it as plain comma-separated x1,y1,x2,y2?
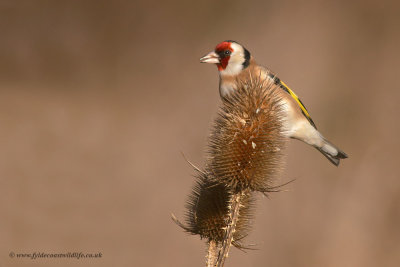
216,192,243,267
206,240,218,267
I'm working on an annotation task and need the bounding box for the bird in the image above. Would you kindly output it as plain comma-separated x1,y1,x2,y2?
200,40,348,166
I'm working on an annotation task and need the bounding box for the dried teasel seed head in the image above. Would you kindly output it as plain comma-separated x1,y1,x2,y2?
207,75,286,192
174,171,256,248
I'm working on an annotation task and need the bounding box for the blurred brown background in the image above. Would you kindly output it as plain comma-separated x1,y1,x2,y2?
0,0,399,266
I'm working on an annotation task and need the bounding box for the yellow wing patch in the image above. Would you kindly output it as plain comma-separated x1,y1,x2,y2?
279,80,317,129
280,81,310,117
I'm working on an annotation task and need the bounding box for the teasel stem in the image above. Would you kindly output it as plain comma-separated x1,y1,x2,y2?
206,240,218,267
216,191,244,267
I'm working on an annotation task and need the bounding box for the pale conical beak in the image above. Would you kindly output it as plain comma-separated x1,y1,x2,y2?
200,51,220,64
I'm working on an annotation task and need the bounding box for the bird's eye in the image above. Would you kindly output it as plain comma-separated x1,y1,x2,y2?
224,50,231,55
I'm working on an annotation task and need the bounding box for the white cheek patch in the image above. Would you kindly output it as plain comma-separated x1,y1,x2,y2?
220,62,244,76
219,43,246,76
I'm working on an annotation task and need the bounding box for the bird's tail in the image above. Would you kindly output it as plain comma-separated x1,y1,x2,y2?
316,139,348,166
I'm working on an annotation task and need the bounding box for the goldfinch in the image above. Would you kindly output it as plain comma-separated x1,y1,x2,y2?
200,40,348,166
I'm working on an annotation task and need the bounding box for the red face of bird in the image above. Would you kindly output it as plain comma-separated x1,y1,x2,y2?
200,41,251,76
